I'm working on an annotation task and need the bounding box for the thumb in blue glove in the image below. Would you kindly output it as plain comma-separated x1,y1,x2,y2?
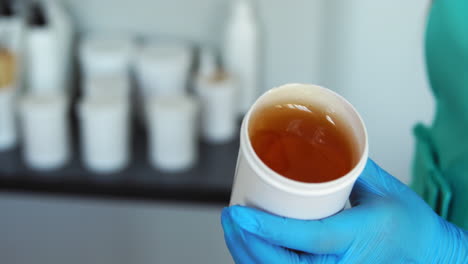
221,159,468,263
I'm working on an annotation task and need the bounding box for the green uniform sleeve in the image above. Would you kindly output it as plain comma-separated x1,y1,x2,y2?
412,0,468,229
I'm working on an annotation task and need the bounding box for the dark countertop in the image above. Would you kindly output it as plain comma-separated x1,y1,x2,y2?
0,121,239,205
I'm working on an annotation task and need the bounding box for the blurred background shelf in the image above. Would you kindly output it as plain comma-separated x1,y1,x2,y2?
0,121,239,205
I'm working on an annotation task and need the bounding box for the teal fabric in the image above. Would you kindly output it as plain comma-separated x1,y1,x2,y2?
412,0,468,229
413,125,452,218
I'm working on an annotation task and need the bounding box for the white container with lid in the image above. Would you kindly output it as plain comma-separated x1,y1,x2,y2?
19,93,70,170
82,73,131,99
78,96,130,174
146,95,198,172
196,47,237,143
79,34,134,80
196,68,237,143
135,41,192,97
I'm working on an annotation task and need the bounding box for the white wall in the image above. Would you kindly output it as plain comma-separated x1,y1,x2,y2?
321,0,434,183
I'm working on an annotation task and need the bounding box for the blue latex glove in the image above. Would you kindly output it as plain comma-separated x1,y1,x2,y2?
222,159,468,263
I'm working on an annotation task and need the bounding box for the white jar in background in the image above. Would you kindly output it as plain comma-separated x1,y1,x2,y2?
78,96,130,174
82,74,131,99
79,34,134,81
223,0,260,115
0,87,16,150
146,95,198,172
19,93,70,171
196,71,237,144
135,41,192,97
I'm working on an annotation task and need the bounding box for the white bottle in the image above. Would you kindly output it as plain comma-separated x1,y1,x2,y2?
26,1,59,95
42,0,74,94
223,0,260,115
0,0,24,53
194,46,217,96
26,0,73,96
0,0,25,92
198,47,217,79
195,47,237,143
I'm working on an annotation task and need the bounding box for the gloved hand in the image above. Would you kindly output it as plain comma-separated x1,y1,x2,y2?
221,159,468,263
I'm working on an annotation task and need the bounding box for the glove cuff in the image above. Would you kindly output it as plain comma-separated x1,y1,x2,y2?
436,220,468,263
